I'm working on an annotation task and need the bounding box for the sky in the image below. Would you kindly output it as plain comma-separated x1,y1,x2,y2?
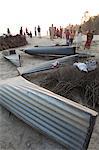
0,0,99,35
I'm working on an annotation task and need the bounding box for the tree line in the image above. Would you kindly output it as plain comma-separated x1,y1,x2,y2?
81,15,99,34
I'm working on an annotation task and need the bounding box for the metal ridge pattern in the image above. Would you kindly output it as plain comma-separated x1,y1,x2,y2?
0,76,98,150
24,46,76,55
17,54,78,75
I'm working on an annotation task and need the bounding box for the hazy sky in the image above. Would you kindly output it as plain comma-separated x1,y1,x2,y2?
0,0,99,35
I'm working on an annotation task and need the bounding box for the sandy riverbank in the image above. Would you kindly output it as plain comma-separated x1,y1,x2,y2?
0,36,99,150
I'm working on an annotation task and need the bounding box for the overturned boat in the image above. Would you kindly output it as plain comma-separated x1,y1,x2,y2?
0,76,97,150
23,46,76,56
3,49,21,67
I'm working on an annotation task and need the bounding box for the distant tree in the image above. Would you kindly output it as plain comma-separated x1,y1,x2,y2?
81,15,99,34
81,11,90,24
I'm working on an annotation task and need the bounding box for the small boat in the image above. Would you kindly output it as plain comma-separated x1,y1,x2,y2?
23,46,76,56
17,54,78,75
3,50,21,67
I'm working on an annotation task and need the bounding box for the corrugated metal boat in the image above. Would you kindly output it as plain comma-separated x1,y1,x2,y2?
23,46,76,55
17,54,78,75
3,50,21,67
0,76,97,150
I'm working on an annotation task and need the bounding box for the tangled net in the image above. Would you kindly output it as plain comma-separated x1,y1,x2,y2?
39,64,99,109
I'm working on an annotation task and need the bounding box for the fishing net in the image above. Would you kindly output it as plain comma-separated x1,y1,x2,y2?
24,64,99,109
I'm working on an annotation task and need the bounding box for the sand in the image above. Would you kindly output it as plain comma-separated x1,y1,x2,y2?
0,36,99,150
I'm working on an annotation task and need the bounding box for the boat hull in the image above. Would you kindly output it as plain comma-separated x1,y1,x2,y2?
24,46,76,55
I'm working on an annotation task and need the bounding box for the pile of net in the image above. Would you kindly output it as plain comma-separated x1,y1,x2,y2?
38,64,99,109
0,35,27,50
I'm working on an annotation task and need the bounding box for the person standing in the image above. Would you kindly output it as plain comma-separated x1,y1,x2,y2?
37,25,41,37
26,27,28,35
60,26,63,38
50,24,54,40
30,31,32,38
84,30,94,49
69,30,75,45
65,29,70,45
7,28,11,36
76,26,82,49
20,27,23,35
34,27,37,36
56,28,59,38
49,27,51,39
24,32,26,36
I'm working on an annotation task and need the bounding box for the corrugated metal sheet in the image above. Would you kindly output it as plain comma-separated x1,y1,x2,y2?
0,76,97,150
17,54,78,75
3,50,21,67
4,54,21,67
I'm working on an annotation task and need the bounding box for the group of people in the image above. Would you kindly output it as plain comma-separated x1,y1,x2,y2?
34,25,41,37
49,24,76,45
49,24,63,40
6,25,94,49
49,24,94,49
49,25,63,39
65,29,75,45
76,26,94,49
20,27,32,38
24,27,32,38
6,25,41,38
19,25,41,38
